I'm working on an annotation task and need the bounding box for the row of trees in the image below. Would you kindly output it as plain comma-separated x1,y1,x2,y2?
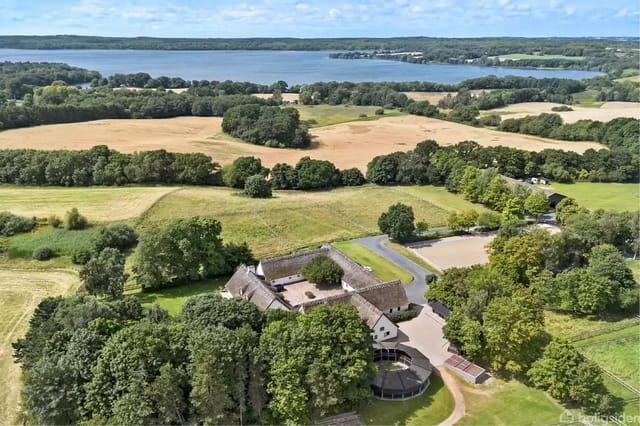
14,293,375,425
0,61,99,99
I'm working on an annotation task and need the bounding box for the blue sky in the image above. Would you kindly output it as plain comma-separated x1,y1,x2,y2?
1,0,638,38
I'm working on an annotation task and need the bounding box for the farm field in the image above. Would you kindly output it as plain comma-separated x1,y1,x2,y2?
402,90,491,104
140,185,483,258
131,277,227,316
358,374,454,425
292,104,406,127
0,269,80,426
0,185,178,222
489,101,640,123
455,376,565,425
542,182,639,212
544,310,640,340
409,234,494,272
5,226,102,258
333,241,413,284
0,115,604,172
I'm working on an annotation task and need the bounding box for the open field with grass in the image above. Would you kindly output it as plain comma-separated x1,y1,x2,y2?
497,53,586,61
544,310,639,340
542,182,639,212
402,90,492,104
628,260,640,283
0,269,80,426
0,185,178,222
571,91,606,108
140,185,481,257
615,68,640,83
359,374,453,425
575,327,640,390
0,115,604,172
333,241,413,284
4,226,102,258
129,277,227,316
455,376,565,425
489,101,640,123
293,104,406,127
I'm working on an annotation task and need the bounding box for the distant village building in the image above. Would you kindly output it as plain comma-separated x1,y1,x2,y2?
225,243,410,342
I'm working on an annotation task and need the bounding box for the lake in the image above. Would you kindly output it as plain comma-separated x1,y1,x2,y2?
0,49,602,84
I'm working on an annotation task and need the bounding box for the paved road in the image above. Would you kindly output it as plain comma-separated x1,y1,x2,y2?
352,235,435,304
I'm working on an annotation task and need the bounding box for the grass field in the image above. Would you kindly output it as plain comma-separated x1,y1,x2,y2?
575,327,640,390
571,91,605,108
0,185,178,222
615,68,640,83
5,226,102,258
293,104,406,127
359,374,454,425
0,269,79,426
333,241,413,284
455,377,565,425
628,260,640,283
544,310,639,340
543,182,639,211
140,185,482,257
498,53,586,61
131,277,227,316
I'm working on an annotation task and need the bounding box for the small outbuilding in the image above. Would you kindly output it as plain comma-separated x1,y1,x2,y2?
428,299,451,320
445,354,486,384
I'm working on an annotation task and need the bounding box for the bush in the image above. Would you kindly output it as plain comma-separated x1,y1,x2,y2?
93,223,138,252
478,114,502,127
48,215,62,228
305,291,316,299
551,105,573,112
389,308,418,323
71,248,93,265
341,168,366,186
374,108,385,115
358,113,367,118
477,211,502,231
301,255,344,285
244,174,272,198
64,208,87,230
0,212,36,236
32,246,54,261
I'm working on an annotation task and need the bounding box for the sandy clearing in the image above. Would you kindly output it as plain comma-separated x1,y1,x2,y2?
254,93,299,102
0,269,79,426
410,234,495,271
490,101,640,123
0,115,604,171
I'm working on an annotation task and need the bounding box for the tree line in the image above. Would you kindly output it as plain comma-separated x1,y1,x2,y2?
14,292,374,425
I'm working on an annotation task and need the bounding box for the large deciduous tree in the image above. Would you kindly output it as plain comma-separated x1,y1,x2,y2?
132,216,228,290
301,255,344,285
524,191,550,221
80,248,128,299
378,203,415,243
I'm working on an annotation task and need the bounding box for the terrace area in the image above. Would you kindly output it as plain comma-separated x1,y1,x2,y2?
278,280,346,307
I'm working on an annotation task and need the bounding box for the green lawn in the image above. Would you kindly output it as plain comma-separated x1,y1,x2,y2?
456,377,565,425
4,226,102,258
498,53,586,61
578,334,640,390
333,241,413,284
141,185,480,258
571,91,605,108
359,374,454,425
543,182,639,212
130,278,227,316
293,104,406,127
628,260,640,283
615,68,640,83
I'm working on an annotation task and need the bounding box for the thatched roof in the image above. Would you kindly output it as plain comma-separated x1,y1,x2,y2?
300,292,383,328
357,280,408,313
226,265,290,310
259,243,382,290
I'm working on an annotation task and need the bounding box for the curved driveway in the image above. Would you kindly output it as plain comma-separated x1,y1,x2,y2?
352,235,434,304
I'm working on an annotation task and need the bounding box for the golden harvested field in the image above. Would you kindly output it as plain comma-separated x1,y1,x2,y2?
0,269,79,425
0,186,179,222
489,101,640,123
254,93,299,102
0,115,604,171
403,90,492,104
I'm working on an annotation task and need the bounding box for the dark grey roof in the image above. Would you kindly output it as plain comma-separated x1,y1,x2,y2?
500,175,565,199
428,299,451,319
299,292,383,328
226,265,290,310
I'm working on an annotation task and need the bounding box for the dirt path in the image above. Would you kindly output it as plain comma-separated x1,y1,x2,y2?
437,368,467,426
